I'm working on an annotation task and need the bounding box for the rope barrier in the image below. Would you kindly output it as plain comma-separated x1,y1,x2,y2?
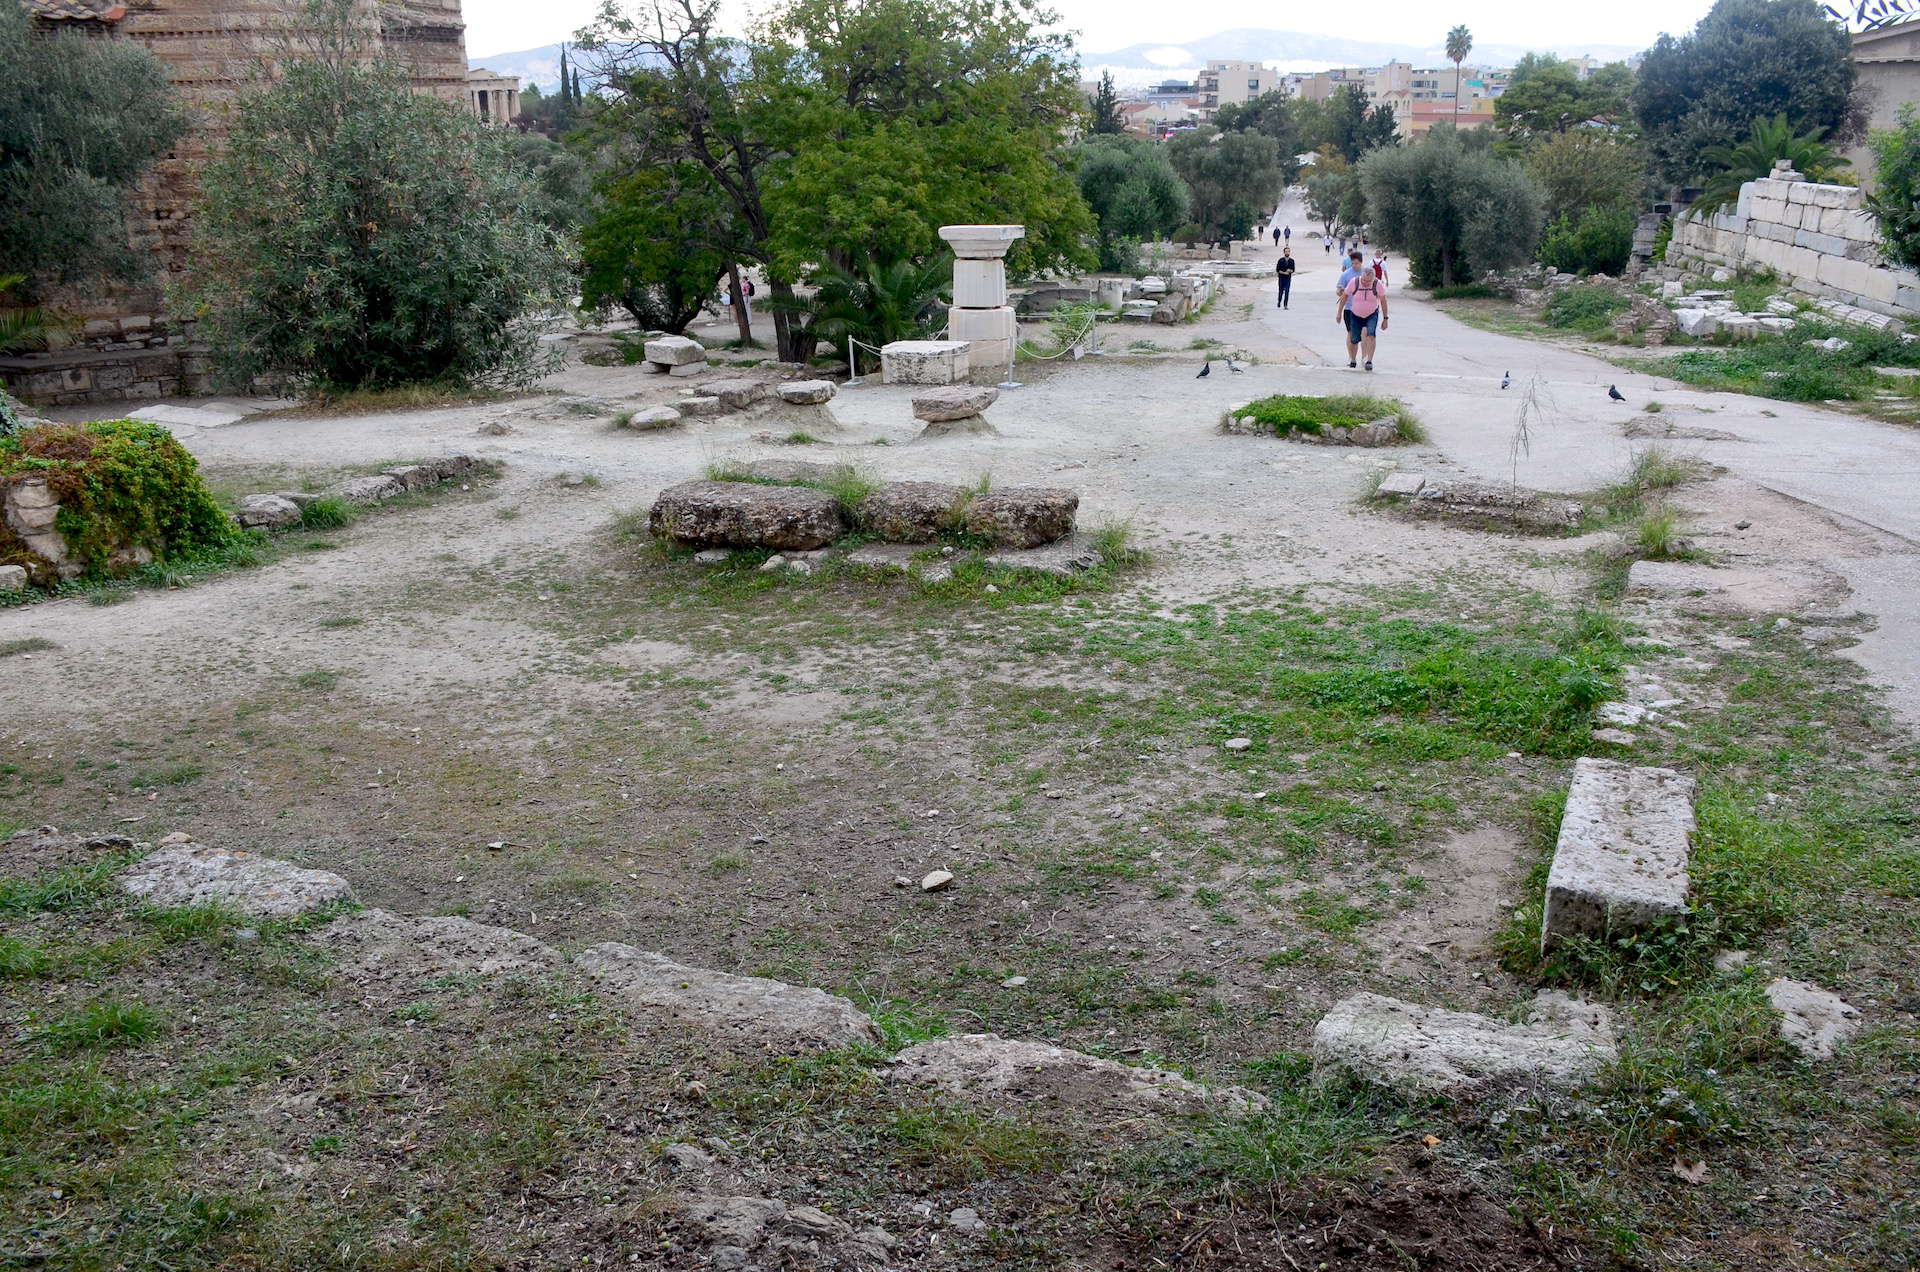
1015,310,1101,362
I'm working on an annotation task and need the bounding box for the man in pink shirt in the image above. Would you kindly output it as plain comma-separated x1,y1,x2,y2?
1335,261,1389,371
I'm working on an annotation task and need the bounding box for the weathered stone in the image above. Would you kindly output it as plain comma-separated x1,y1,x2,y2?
692,548,732,565
777,380,837,405
118,843,354,918
0,564,26,592
649,481,848,551
643,335,706,366
881,340,971,386
1404,480,1585,533
575,942,881,1051
889,1033,1268,1116
857,481,967,542
1671,309,1721,338
911,385,999,423
674,396,727,418
1765,978,1859,1060
623,406,683,430
666,362,705,378
1375,472,1427,497
307,909,559,979
339,474,405,504
981,533,1102,577
692,379,769,410
1311,991,1617,1095
722,459,841,484
235,494,303,530
1542,758,1695,949
963,486,1077,548
844,543,920,572
7,478,57,510
919,869,954,892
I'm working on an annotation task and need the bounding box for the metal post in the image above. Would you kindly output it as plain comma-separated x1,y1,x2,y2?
846,337,861,386
997,340,1022,390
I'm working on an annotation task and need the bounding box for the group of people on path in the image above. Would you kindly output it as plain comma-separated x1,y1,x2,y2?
1269,219,1390,371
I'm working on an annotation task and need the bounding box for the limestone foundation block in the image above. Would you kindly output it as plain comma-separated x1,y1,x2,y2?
777,380,837,405
911,385,999,422
648,480,847,551
881,340,972,386
953,259,1008,309
576,942,880,1052
946,306,1017,378
118,842,355,919
1542,758,1695,950
890,1032,1268,1116
1311,991,1617,1095
643,335,706,366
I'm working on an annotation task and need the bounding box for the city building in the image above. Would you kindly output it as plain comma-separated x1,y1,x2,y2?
1198,59,1279,115
1847,22,1920,186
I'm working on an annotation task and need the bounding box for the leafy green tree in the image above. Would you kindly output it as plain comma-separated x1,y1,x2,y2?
1167,126,1282,240
1446,24,1473,125
1526,131,1647,224
0,3,187,296
580,163,734,332
1213,92,1316,185
505,132,593,234
1866,104,1920,268
585,0,1092,362
1324,84,1400,162
1305,171,1350,233
1633,0,1863,186
1089,71,1125,135
1359,126,1545,285
1692,112,1849,212
1538,206,1636,275
184,52,572,391
1496,57,1635,141
1074,135,1190,270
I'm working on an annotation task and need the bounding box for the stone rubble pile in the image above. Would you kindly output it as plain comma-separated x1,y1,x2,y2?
1371,473,1586,532
636,335,709,378
233,454,480,530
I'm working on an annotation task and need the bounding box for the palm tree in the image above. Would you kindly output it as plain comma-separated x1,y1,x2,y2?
766,257,953,363
0,275,69,357
1692,114,1850,215
1446,25,1473,125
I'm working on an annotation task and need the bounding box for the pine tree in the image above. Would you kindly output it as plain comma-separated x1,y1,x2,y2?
1089,70,1124,135
558,45,572,106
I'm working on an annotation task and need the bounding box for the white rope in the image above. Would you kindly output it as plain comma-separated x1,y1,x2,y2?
1016,310,1100,361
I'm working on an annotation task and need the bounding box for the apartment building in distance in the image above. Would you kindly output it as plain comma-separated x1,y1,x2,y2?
1198,59,1280,115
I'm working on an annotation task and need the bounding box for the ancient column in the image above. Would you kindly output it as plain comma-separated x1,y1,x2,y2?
938,225,1024,382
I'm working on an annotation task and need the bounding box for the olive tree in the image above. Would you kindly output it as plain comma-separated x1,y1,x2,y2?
1358,128,1545,286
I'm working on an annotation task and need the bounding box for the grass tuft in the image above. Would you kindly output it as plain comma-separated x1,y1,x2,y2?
1225,394,1423,443
36,998,160,1051
297,497,355,531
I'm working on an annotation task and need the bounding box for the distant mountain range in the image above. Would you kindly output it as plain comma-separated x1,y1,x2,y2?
1081,28,1647,78
474,27,1649,93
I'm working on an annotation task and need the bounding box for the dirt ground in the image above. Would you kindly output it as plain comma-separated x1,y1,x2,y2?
3,256,1916,1271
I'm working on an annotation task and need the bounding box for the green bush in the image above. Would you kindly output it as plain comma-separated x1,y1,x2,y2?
1544,283,1632,332
1226,394,1424,442
1539,206,1635,277
1428,283,1497,300
1867,105,1920,270
1173,222,1203,245
0,419,237,584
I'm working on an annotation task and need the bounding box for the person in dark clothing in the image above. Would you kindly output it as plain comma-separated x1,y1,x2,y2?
1275,250,1296,309
1272,225,1282,246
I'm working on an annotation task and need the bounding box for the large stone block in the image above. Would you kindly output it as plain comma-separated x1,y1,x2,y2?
953,258,1008,308
0,564,26,592
889,1033,1267,1117
576,942,880,1052
776,379,836,405
118,842,354,919
947,306,1018,377
1807,182,1860,209
235,493,302,529
648,480,848,550
963,486,1077,548
881,340,972,386
1311,991,1617,1096
1672,309,1721,338
911,385,999,422
692,378,768,409
643,335,705,366
858,481,970,541
1542,758,1695,949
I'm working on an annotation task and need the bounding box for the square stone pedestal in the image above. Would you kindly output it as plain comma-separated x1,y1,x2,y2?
947,307,1017,381
881,340,972,385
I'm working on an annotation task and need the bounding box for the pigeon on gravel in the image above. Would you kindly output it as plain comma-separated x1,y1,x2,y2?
1197,361,1211,378
1501,371,1511,390
1227,358,1245,373
1608,384,1627,402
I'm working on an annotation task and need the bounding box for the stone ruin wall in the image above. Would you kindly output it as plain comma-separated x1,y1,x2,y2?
1667,172,1920,321
4,0,467,405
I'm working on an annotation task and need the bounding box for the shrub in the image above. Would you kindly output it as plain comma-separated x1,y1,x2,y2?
1544,283,1632,331
1428,283,1497,299
298,497,355,531
1539,206,1635,277
0,419,236,584
1173,222,1204,245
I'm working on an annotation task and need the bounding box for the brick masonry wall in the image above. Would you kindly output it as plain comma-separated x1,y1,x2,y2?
1668,175,1920,320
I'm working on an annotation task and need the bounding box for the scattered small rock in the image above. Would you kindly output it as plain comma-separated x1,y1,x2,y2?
1223,737,1252,751
948,1208,987,1234
920,870,954,892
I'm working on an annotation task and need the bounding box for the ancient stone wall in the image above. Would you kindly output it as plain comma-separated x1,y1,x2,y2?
1667,170,1920,320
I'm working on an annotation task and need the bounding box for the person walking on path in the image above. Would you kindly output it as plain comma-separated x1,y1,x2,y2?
1272,225,1282,246
1372,250,1388,284
1335,257,1389,371
1323,233,1333,254
1336,248,1365,306
1275,248,1296,309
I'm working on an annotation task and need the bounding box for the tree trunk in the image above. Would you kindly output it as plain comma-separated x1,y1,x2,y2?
1441,245,1456,288
769,280,809,363
726,262,752,344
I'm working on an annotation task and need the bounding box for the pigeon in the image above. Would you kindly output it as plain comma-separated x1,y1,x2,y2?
1501,371,1511,390
1608,384,1627,402
1227,358,1245,373
1197,361,1211,378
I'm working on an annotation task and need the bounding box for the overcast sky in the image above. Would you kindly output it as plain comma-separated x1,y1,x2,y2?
464,0,1721,61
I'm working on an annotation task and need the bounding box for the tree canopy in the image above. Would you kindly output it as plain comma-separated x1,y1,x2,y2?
0,3,187,297
1359,126,1544,286
1526,131,1647,224
184,52,572,391
1074,135,1190,270
1167,127,1282,241
1088,71,1125,134
1633,0,1863,185
1495,57,1635,140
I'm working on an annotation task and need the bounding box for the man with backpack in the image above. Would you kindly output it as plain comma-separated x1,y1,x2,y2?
1275,246,1295,309
1335,249,1388,371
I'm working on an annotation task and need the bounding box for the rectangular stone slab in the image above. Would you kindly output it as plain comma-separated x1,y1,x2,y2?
1542,758,1695,949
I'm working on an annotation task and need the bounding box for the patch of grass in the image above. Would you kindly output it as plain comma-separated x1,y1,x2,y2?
784,432,823,445
131,761,203,787
0,934,51,977
1596,444,1711,523
297,497,355,531
293,669,341,690
1545,283,1633,333
0,636,55,658
1642,400,1663,414
0,852,143,915
1429,283,1498,300
35,998,160,1051
888,1105,1059,1182
141,902,245,943
1225,394,1424,443
1090,519,1145,568
316,613,363,629
1630,506,1691,560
